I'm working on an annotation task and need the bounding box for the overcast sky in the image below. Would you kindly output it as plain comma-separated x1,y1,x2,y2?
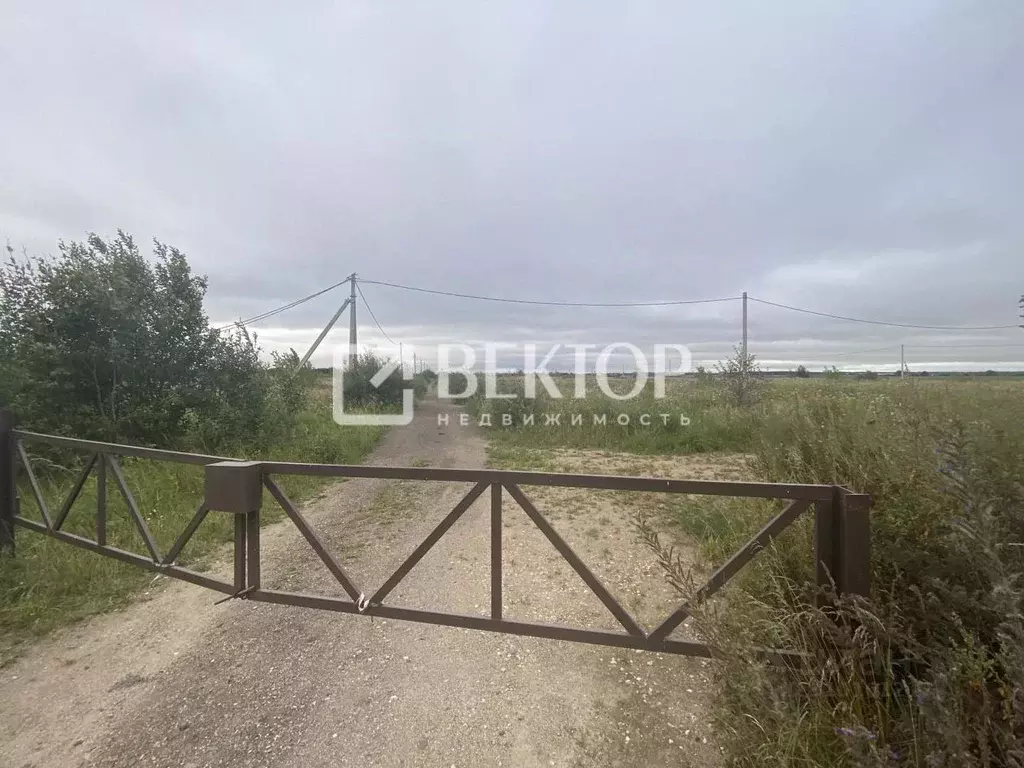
2,1,1023,371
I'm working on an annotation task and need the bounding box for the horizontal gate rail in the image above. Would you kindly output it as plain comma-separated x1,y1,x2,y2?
259,460,834,500
12,428,836,500
244,588,803,665
12,429,233,465
1,417,872,661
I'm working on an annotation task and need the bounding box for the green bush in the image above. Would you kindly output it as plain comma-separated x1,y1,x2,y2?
340,352,405,411
0,232,287,450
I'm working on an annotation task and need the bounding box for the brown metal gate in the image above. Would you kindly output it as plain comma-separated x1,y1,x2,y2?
0,416,871,661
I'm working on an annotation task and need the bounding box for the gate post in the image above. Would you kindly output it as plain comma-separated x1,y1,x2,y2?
491,483,502,620
0,409,15,555
814,486,871,603
204,461,263,593
812,495,836,606
838,489,871,599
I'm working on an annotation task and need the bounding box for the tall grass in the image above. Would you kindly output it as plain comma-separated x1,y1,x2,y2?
474,372,1024,764
667,380,1024,766
464,374,762,453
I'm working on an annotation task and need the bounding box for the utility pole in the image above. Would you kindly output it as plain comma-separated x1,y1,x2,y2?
295,271,357,371
741,291,748,359
399,342,404,376
1018,294,1023,328
738,291,749,407
900,344,905,380
348,273,358,362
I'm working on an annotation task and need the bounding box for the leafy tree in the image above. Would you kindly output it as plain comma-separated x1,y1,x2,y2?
795,364,810,378
0,231,273,449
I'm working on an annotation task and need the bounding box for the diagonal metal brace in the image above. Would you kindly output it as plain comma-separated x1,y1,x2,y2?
504,483,646,637
368,482,488,606
264,475,363,602
15,441,53,529
53,452,98,531
649,498,811,641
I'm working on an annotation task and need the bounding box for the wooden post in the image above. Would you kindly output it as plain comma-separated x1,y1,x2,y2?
0,409,15,554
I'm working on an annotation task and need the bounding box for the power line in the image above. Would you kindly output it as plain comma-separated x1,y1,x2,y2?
228,277,349,327
218,275,1019,337
748,296,1018,331
360,279,741,307
355,282,397,346
216,277,351,330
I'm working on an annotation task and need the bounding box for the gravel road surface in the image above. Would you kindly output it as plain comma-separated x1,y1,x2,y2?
1,400,718,768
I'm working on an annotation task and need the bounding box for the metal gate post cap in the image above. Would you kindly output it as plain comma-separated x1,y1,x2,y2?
204,461,263,513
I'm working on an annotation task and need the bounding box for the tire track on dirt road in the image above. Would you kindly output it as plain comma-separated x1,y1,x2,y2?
0,399,718,768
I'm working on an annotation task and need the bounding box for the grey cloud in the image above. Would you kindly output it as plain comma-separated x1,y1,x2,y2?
2,1,1022,370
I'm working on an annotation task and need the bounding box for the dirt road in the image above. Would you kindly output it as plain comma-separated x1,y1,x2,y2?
1,400,719,767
